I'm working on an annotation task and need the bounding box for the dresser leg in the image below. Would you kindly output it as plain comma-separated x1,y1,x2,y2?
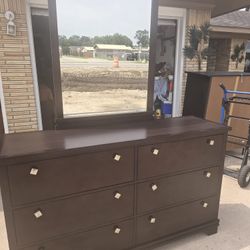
204,225,218,236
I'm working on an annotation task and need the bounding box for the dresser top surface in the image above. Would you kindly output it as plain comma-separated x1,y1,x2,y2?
0,117,227,161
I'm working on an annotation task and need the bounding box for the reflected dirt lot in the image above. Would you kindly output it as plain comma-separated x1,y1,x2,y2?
60,56,149,116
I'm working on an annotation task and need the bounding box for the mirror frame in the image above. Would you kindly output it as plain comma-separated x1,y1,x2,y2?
48,0,159,129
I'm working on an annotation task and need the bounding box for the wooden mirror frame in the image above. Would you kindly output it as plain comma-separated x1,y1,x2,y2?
48,0,159,129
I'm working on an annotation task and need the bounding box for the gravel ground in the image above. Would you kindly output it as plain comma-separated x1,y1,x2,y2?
63,89,147,116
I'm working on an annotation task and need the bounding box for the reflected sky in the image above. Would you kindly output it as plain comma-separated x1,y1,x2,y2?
57,0,151,41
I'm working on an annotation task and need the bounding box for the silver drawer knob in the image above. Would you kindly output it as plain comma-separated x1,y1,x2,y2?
151,184,158,191
114,192,122,200
201,202,209,208
114,226,121,234
30,168,39,176
149,216,156,224
34,210,43,219
114,154,121,162
207,139,215,146
204,171,212,178
152,148,159,156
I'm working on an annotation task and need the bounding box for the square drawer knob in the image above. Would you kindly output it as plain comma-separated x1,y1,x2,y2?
34,210,43,219
202,202,209,208
152,149,159,156
149,216,156,224
207,139,215,146
151,184,158,191
114,154,121,162
114,192,122,200
204,171,212,178
114,226,121,234
30,168,39,176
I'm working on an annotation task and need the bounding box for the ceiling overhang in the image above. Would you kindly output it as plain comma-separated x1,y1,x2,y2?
159,0,250,17
29,0,48,8
212,0,250,17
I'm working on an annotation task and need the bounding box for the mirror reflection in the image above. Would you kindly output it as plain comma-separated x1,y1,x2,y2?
56,0,152,117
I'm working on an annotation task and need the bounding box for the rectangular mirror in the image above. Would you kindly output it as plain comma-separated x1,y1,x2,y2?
55,0,153,118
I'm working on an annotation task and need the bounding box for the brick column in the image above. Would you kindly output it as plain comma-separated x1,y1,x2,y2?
0,0,39,133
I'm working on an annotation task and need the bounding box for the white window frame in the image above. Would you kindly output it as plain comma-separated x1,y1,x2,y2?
25,0,47,130
158,7,186,117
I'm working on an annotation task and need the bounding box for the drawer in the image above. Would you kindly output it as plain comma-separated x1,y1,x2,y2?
136,196,219,245
138,135,224,179
8,147,134,205
23,219,133,250
14,185,134,245
137,167,221,213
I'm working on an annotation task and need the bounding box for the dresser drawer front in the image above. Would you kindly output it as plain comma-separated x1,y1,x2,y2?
23,220,133,250
136,196,219,245
8,147,134,205
137,167,221,213
138,135,223,179
14,185,134,245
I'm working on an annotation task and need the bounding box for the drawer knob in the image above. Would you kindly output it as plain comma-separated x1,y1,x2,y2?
114,226,121,234
114,192,122,200
207,139,215,146
151,184,158,191
149,216,156,224
152,148,160,156
30,168,39,176
34,210,43,219
114,154,121,162
201,202,209,208
204,171,212,178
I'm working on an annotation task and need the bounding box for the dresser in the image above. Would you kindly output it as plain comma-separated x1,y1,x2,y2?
0,117,227,250
183,72,250,150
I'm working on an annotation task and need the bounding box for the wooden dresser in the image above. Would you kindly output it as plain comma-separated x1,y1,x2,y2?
0,117,227,250
183,72,250,149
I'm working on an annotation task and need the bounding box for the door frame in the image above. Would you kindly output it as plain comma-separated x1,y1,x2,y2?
0,72,9,133
26,0,45,131
158,6,186,117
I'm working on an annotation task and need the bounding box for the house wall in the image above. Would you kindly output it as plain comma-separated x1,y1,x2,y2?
185,8,211,72
207,38,231,71
0,0,39,133
208,37,250,72
95,49,132,60
181,8,212,110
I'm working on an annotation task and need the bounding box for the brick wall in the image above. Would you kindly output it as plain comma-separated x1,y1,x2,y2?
207,38,231,71
0,0,39,133
207,38,248,72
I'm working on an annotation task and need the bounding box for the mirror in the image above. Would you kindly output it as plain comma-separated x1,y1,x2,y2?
55,0,153,117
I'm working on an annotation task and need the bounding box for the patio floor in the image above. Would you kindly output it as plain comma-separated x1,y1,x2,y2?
0,175,250,250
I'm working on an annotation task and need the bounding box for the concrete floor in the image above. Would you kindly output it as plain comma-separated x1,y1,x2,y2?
0,176,250,250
